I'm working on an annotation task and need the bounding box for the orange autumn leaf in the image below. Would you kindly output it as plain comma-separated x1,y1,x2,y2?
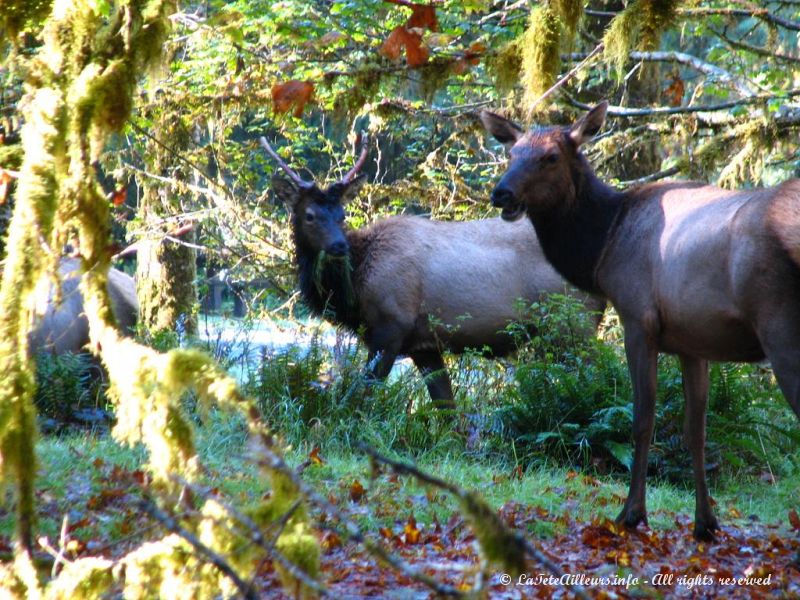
664,73,685,107
309,446,325,466
403,515,421,545
349,479,365,503
406,4,438,31
271,80,315,117
380,27,428,67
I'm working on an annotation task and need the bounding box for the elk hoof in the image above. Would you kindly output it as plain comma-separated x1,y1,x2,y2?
693,516,720,542
616,505,647,530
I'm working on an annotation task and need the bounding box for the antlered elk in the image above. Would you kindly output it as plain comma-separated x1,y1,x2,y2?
31,258,138,354
482,101,800,541
263,135,605,409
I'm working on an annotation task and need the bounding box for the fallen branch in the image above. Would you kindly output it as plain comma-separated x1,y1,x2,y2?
138,498,258,600
358,444,592,600
254,443,465,598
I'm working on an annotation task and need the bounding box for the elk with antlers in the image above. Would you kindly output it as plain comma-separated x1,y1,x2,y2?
264,134,605,409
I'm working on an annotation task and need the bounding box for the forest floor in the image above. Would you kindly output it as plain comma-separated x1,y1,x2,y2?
3,418,800,598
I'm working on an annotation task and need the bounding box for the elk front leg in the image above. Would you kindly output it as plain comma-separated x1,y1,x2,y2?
411,350,455,411
679,355,718,541
617,325,658,530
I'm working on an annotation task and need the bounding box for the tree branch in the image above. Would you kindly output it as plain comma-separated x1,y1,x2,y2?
358,445,592,600
254,443,466,598
565,88,800,117
138,498,258,600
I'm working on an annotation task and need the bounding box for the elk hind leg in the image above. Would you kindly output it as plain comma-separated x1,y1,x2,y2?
680,355,718,541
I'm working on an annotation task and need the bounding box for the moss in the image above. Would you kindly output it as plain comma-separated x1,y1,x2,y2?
551,0,584,44
603,0,681,77
487,41,521,97
0,143,23,169
460,491,526,576
520,6,561,111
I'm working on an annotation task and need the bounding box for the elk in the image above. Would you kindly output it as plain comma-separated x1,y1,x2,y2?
30,258,139,355
263,135,605,409
481,101,800,541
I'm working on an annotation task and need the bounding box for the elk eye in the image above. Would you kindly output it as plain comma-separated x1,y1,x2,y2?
304,210,315,223
542,153,558,164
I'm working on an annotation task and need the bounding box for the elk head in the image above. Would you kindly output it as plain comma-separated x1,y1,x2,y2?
480,102,608,219
266,134,369,257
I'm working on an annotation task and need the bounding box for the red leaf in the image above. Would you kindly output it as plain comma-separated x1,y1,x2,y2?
271,80,315,117
789,509,800,531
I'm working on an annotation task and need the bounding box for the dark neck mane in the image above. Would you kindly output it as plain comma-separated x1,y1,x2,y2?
294,221,363,331
527,159,626,294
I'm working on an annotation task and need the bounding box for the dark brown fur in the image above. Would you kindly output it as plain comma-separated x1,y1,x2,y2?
483,102,800,541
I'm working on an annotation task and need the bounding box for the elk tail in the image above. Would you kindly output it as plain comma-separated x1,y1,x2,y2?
767,179,800,268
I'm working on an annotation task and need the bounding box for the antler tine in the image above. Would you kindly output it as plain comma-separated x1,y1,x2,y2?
341,132,370,185
259,136,312,188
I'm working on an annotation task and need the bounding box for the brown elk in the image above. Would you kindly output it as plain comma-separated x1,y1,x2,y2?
263,135,605,409
31,258,139,355
481,101,800,541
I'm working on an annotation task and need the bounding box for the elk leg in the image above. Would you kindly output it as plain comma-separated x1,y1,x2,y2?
364,325,404,387
616,325,658,530
679,355,718,541
411,350,455,411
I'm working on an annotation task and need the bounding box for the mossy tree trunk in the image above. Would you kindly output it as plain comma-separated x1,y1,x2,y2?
134,113,197,337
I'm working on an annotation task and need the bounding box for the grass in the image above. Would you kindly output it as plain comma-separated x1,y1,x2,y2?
10,411,797,552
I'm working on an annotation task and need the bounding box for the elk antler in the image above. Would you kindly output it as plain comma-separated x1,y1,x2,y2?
341,132,370,185
259,136,313,188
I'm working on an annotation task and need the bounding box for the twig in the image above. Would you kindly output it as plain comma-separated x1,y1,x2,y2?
528,43,604,113
618,166,682,187
357,445,591,600
138,498,258,600
254,443,465,598
711,26,800,64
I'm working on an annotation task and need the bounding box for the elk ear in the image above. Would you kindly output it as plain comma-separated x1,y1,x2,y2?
331,174,366,205
569,101,608,146
480,110,524,149
272,175,299,208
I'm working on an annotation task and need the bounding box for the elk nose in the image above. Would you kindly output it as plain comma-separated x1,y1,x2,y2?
491,187,515,208
328,240,348,256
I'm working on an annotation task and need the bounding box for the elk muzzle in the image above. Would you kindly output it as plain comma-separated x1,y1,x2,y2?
491,186,525,221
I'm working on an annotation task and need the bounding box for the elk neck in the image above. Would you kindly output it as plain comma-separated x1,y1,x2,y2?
527,163,626,295
294,219,363,331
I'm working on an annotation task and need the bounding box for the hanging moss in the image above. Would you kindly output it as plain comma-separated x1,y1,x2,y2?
487,41,521,97
520,6,562,110
1,0,321,597
551,0,584,44
603,0,681,78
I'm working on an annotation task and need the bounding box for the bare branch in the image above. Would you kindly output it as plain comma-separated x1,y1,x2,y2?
254,443,466,598
138,498,258,600
358,445,592,600
565,89,800,117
